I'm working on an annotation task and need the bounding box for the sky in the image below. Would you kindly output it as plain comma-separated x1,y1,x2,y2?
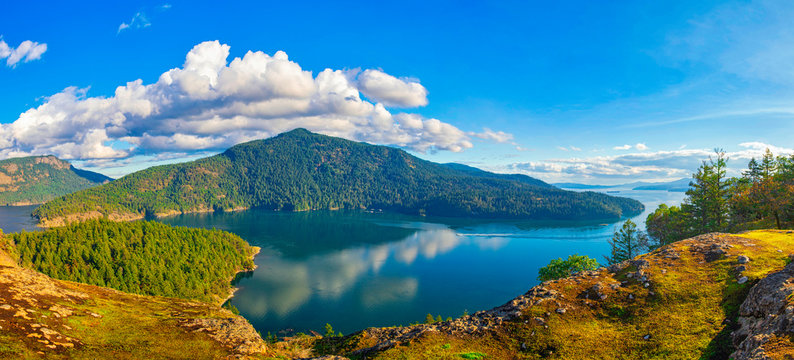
2,0,794,183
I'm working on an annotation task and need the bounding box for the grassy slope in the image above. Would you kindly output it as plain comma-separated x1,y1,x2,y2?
320,230,794,359
0,239,309,359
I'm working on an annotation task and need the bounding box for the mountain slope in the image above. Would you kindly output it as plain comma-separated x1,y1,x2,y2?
33,129,643,226
0,244,269,359
442,162,553,188
0,156,112,206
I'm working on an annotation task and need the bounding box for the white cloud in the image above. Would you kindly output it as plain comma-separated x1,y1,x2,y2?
0,38,47,67
635,143,648,151
356,69,429,107
118,12,152,33
471,128,513,143
506,143,794,183
613,144,632,150
0,41,505,167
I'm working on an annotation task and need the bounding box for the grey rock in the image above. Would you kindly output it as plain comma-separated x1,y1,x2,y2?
738,255,750,264
731,261,794,359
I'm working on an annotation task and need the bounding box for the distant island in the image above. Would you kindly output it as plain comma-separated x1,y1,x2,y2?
554,178,690,192
33,129,643,226
0,155,112,206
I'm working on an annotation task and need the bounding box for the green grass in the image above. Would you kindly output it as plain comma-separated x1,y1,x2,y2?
457,352,488,359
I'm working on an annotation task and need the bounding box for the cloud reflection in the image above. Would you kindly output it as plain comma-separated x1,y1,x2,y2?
232,224,502,320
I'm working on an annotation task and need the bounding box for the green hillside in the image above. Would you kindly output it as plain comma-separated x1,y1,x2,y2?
10,219,257,304
33,129,643,226
0,155,112,206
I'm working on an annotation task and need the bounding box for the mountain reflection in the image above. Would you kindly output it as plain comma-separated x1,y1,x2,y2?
230,223,484,320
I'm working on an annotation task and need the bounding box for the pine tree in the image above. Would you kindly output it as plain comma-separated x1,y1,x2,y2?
605,219,649,265
684,149,730,233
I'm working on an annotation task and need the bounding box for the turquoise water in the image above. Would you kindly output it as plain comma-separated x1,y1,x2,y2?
0,188,685,335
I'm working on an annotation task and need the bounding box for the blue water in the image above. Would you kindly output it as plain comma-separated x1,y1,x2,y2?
160,188,685,335
0,188,685,335
0,205,39,233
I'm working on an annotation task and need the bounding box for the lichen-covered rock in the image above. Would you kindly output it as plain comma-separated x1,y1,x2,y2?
731,260,794,359
180,316,268,355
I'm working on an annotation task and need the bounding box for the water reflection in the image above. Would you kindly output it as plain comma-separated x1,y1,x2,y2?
232,225,470,320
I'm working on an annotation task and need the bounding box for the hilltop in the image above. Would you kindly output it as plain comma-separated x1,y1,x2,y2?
0,156,111,206
33,129,643,226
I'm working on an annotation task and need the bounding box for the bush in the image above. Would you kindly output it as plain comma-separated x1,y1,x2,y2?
537,254,599,281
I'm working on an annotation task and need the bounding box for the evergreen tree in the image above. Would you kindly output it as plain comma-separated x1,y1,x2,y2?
684,149,730,233
605,220,649,265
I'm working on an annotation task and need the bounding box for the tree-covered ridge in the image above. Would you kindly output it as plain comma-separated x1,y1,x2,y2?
0,155,112,205
11,219,256,303
34,129,643,224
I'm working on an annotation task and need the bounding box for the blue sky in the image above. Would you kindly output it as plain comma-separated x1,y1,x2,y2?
1,0,793,183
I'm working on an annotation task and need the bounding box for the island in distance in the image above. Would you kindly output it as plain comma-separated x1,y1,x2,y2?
0,155,112,206
554,177,691,192
33,128,643,226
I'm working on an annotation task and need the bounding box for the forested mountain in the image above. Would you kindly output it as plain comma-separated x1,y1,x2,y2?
34,129,643,225
442,162,553,188
0,155,112,205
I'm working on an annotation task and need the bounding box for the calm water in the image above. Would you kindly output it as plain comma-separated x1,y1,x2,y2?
159,188,685,335
0,189,685,335
0,205,40,233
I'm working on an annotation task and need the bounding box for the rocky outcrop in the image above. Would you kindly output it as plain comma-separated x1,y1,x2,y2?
180,316,268,355
731,257,794,359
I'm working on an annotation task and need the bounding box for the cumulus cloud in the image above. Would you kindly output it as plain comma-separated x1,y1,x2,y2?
506,142,794,183
635,143,648,151
613,144,632,150
0,38,47,67
0,41,505,167
356,69,428,107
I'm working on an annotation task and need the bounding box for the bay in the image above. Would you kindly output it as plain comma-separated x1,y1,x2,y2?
159,188,685,335
0,188,685,335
